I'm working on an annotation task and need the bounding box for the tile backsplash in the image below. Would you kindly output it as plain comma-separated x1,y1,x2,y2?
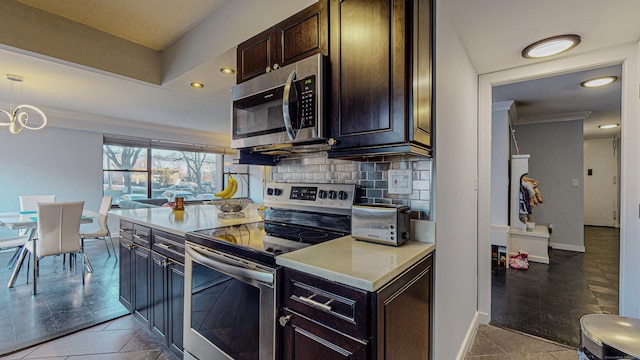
271,152,432,218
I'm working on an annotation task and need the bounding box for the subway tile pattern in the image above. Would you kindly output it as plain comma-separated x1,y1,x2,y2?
272,152,433,218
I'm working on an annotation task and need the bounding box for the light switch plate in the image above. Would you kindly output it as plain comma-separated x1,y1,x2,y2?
388,169,413,194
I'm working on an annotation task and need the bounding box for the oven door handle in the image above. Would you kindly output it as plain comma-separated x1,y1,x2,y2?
186,246,274,285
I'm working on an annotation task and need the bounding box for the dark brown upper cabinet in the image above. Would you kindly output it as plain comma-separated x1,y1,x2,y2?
236,0,328,84
328,0,433,158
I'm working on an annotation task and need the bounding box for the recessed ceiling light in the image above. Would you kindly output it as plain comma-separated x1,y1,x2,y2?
220,68,235,75
598,124,619,129
581,76,618,88
522,34,581,59
190,82,204,89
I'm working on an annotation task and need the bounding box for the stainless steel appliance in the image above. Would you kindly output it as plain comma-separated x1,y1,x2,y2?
184,182,359,360
351,204,411,246
230,54,327,151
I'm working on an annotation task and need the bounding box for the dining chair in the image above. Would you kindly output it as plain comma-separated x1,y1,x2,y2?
19,195,56,212
11,195,57,267
80,196,116,260
0,232,29,269
14,201,86,289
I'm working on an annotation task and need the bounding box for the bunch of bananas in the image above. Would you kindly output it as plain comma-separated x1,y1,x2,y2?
214,173,238,199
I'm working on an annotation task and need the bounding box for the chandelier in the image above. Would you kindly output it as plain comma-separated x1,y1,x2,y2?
0,74,47,134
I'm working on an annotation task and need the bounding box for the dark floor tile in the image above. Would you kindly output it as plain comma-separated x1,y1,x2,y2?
491,226,619,348
0,239,125,356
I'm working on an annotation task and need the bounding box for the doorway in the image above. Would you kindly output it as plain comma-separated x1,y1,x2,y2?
476,45,640,345
487,65,622,346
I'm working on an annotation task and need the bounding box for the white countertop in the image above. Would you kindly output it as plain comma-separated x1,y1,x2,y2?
109,203,263,236
276,236,435,292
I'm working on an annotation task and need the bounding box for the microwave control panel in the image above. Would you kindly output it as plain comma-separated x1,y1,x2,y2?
298,75,316,129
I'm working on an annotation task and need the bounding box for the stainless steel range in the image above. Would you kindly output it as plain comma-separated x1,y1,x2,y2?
183,182,360,360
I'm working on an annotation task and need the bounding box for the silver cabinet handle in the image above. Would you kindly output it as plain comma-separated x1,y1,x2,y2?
282,70,298,141
155,243,171,249
296,295,332,312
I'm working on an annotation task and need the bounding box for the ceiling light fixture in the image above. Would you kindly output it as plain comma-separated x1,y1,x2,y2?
598,124,619,129
190,82,204,89
522,34,581,59
0,74,47,134
581,76,618,88
220,68,235,75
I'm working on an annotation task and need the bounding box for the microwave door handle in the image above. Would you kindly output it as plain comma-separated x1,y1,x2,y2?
282,70,297,141
186,246,274,285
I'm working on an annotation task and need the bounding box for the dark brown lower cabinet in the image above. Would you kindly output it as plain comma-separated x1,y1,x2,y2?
119,220,184,358
150,252,184,358
132,244,150,327
282,252,433,360
118,237,134,312
282,308,368,360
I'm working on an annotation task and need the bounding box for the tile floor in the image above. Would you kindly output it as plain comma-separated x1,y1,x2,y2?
2,314,576,360
466,324,578,359
491,226,619,347
0,315,179,360
0,236,128,356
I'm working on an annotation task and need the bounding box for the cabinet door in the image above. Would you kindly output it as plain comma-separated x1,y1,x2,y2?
330,0,408,149
276,0,328,66
118,237,134,313
150,252,168,343
375,253,433,359
167,262,184,357
282,309,368,360
236,27,277,83
132,246,150,327
411,0,434,148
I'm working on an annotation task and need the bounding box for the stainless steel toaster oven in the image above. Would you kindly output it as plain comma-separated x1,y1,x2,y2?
351,204,411,246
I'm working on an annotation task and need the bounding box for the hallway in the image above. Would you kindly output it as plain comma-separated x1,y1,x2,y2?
491,226,620,346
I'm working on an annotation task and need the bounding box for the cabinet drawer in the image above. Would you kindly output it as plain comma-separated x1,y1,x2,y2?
119,220,134,241
152,230,185,263
283,268,370,340
132,224,151,247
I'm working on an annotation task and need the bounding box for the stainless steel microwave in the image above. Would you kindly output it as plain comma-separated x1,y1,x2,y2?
230,54,326,149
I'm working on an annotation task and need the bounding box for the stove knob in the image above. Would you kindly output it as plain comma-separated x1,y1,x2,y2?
267,188,274,196
274,188,283,196
318,190,327,199
328,190,337,199
338,191,348,200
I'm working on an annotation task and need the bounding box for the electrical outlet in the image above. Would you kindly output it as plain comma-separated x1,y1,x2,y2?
388,169,413,194
572,179,579,187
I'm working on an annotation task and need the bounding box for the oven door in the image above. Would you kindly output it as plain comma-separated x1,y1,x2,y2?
184,242,277,360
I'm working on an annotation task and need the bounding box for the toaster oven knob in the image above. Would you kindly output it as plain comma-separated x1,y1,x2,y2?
318,190,327,199
338,191,348,200
267,188,274,196
274,188,283,196
328,190,337,199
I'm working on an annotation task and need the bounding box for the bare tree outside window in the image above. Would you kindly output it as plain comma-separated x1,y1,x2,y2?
103,144,219,205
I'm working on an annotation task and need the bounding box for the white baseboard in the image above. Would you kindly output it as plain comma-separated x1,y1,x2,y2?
456,312,479,360
550,242,585,252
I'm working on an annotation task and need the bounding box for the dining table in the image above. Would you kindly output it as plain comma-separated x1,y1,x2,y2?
0,211,94,295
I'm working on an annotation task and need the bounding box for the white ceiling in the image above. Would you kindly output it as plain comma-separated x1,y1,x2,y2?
1,0,639,140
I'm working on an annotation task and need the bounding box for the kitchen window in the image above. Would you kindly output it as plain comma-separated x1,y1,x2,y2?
103,135,228,206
